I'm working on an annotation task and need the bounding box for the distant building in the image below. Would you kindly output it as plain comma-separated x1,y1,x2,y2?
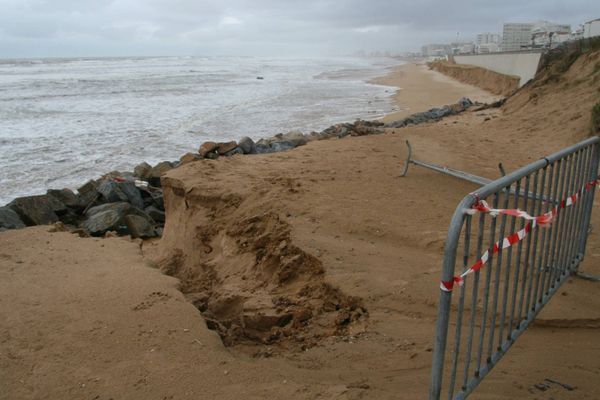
532,22,571,48
421,44,451,57
451,42,475,54
478,43,500,53
502,23,535,51
583,18,600,38
476,32,501,53
477,33,501,46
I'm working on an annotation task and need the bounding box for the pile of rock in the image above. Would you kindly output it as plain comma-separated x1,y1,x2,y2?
385,97,473,128
0,164,169,238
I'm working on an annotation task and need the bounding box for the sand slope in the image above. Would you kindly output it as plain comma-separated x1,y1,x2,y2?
1,54,600,399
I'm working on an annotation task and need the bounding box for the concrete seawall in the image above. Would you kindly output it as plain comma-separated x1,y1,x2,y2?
454,50,544,87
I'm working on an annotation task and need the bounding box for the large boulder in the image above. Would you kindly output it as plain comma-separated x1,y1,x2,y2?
117,181,145,210
83,208,128,236
0,207,26,230
180,152,202,165
47,188,81,209
198,141,218,157
144,206,165,223
123,214,156,239
238,136,256,154
279,131,308,147
8,195,66,226
270,140,296,152
96,180,129,203
77,180,101,208
133,162,152,180
148,161,174,187
95,179,144,210
82,202,155,237
216,141,238,155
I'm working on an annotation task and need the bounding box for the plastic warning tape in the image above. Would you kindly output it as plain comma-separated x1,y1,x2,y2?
440,177,599,292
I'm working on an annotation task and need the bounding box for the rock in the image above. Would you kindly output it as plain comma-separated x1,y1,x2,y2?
85,202,132,218
77,180,101,207
180,152,202,164
198,141,218,157
149,161,174,187
238,136,256,154
280,131,308,147
95,179,144,210
270,140,296,152
83,208,128,236
150,161,173,178
133,162,152,180
123,214,157,239
0,207,25,230
151,191,165,210
8,195,66,226
117,181,144,210
144,206,165,223
82,202,153,236
458,97,473,109
216,141,238,155
224,147,244,157
47,188,81,209
254,143,274,154
96,180,129,203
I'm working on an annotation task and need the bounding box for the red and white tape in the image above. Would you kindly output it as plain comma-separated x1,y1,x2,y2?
440,176,599,292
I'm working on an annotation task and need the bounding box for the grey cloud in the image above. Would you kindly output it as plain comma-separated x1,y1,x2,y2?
0,0,599,58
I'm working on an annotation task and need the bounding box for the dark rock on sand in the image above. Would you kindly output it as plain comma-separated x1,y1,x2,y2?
271,140,297,152
149,161,174,187
277,131,308,147
123,214,156,239
8,195,67,226
238,136,256,154
95,179,144,210
47,188,81,209
97,180,129,203
133,162,152,180
85,202,132,218
83,202,155,237
77,180,101,207
216,141,238,155
144,206,165,223
117,181,144,210
386,97,473,128
0,207,26,230
180,152,202,164
254,143,273,154
199,141,218,157
224,147,244,157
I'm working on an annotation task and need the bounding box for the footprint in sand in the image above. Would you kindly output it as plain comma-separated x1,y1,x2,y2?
132,291,171,311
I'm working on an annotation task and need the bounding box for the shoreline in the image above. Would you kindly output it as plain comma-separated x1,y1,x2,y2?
372,62,501,123
0,60,492,215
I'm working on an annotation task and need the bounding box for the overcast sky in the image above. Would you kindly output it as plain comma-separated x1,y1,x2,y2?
1,0,599,58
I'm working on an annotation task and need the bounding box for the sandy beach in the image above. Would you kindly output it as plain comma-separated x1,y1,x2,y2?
1,54,600,400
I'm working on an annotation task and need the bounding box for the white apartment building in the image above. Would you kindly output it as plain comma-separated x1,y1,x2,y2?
476,32,501,53
502,23,535,51
476,33,501,45
583,18,600,38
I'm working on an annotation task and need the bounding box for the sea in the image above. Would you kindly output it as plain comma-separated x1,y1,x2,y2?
0,56,402,205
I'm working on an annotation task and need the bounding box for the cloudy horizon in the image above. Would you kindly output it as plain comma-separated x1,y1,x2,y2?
1,0,599,59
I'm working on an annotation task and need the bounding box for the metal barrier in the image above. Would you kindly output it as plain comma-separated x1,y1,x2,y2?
429,136,600,400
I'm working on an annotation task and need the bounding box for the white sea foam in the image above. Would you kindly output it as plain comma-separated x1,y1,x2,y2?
0,56,401,204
